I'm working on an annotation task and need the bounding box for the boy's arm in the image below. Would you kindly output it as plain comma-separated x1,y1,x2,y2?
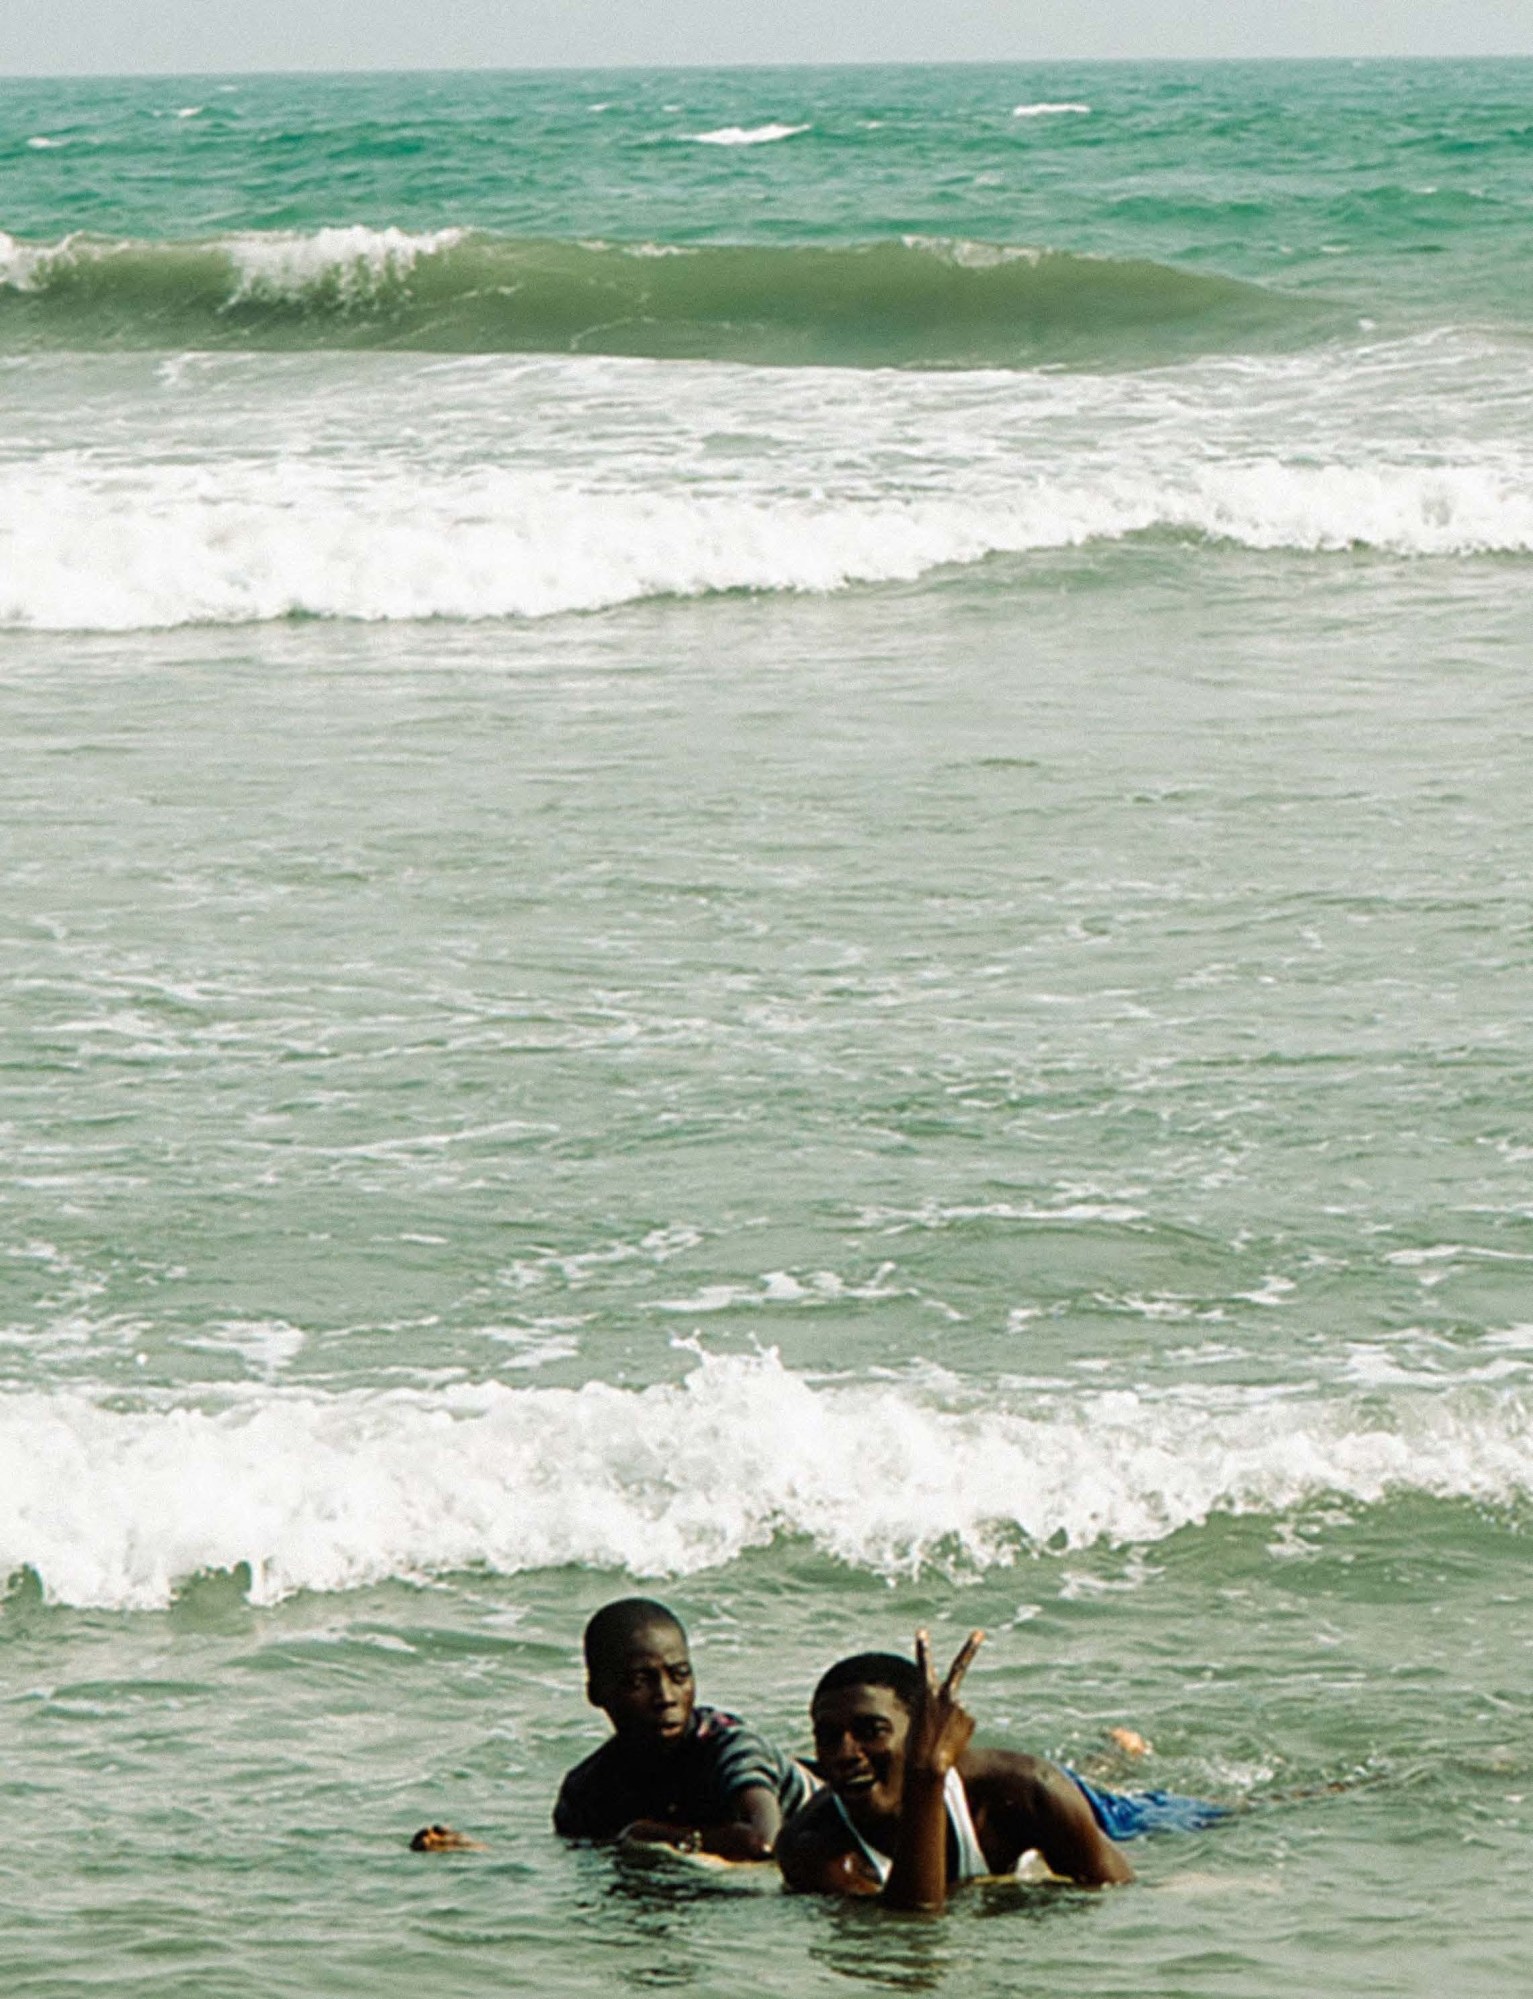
630,1713,808,1857
881,1766,949,1909
981,1756,1135,1887
619,1783,782,1859
710,1783,782,1858
882,1629,983,1911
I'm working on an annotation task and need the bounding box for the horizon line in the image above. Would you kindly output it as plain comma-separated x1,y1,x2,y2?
4,50,1533,83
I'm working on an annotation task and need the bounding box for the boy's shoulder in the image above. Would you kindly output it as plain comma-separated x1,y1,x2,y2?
690,1705,745,1741
560,1733,625,1786
552,1734,627,1836
693,1706,816,1815
552,1709,739,1835
553,1705,809,1838
690,1706,787,1772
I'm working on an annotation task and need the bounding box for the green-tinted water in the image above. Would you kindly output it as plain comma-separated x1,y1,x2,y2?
5,60,1530,312
2,58,1531,1999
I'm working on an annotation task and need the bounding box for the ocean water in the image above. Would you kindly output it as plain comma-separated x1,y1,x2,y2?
2,58,1532,1997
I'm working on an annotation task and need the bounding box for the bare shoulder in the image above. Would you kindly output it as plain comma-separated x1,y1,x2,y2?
961,1746,1064,1802
960,1749,1096,1841
960,1747,1134,1887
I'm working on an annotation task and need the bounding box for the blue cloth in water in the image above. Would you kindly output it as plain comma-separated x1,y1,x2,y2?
1067,1771,1230,1839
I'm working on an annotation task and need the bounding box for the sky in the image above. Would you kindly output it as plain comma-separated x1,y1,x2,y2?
3,0,1531,76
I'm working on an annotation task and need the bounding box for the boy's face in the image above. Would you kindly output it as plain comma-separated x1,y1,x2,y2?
810,1682,911,1825
591,1621,696,1749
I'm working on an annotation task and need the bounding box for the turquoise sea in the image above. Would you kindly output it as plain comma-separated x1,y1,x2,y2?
2,58,1532,1996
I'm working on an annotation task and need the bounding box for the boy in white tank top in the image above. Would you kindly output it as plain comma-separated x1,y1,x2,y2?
779,1631,1136,1908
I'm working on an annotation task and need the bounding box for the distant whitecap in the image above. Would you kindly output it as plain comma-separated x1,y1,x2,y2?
686,123,811,147
1012,102,1091,118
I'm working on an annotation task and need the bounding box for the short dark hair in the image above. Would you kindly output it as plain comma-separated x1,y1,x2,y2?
812,1651,923,1714
583,1597,686,1678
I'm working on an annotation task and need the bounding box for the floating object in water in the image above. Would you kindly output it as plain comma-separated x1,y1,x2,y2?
409,1823,486,1852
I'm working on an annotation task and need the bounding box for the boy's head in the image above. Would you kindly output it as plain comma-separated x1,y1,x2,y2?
811,1652,923,1716
808,1652,925,1822
583,1597,695,1749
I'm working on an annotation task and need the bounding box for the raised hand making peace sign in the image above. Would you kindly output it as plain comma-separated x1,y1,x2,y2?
903,1627,985,1781
873,1627,986,1909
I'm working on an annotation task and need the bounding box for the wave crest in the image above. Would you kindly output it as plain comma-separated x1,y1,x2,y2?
224,224,466,306
4,1351,1530,1610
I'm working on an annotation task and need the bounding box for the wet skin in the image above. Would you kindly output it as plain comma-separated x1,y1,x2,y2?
810,1682,911,1840
780,1632,1133,1905
590,1621,696,1749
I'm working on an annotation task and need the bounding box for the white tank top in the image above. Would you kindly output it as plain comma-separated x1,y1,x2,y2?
831,1767,991,1884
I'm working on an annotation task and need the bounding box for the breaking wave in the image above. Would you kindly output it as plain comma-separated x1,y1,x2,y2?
3,1350,1531,1609
0,225,1317,369
1,452,1527,632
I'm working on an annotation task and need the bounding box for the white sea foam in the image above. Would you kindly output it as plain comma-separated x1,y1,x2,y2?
224,225,465,304
0,230,63,290
648,1266,902,1312
3,336,1527,631
0,467,1023,629
3,1349,1531,1610
1012,103,1092,118
182,1319,306,1378
0,226,459,305
1,449,1528,633
856,1200,1147,1229
685,124,811,146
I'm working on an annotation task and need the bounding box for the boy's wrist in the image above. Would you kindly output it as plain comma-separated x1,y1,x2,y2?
902,1763,948,1793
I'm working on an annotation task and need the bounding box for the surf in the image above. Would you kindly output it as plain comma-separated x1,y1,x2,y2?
2,433,1526,633
5,1350,1532,1609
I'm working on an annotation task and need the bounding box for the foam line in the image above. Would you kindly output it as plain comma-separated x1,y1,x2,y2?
0,454,1526,632
3,1351,1529,1609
